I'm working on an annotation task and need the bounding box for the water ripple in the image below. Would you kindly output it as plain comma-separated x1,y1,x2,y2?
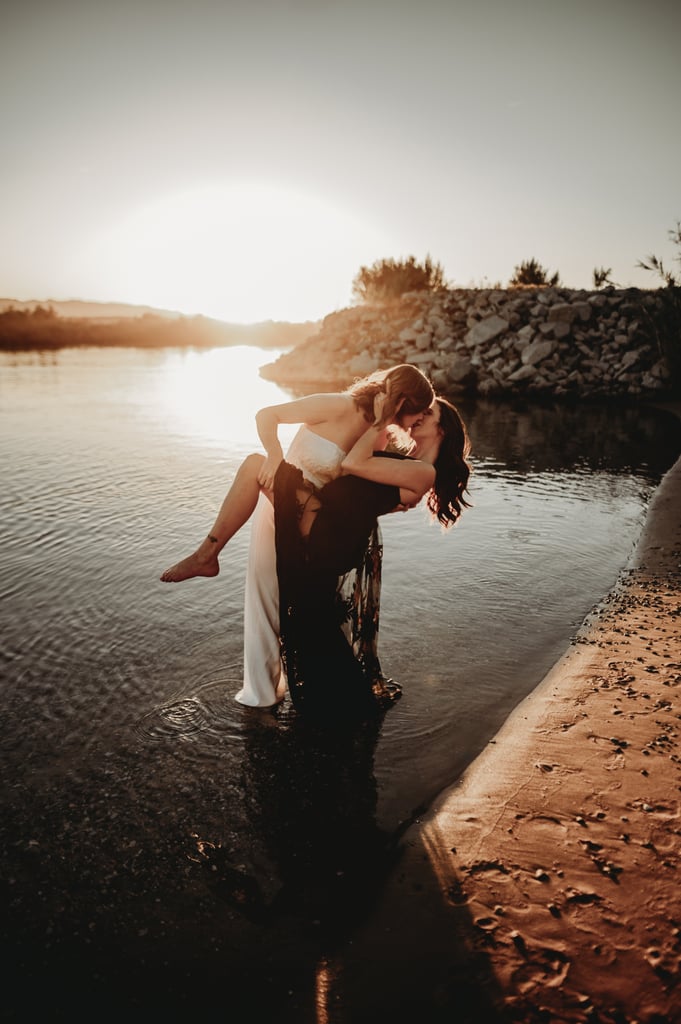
136,676,250,745
142,697,211,739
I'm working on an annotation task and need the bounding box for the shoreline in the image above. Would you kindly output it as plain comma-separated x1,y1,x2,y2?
329,410,681,1022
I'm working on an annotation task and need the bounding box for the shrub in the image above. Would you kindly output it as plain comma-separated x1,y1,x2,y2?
592,266,616,289
352,255,447,304
508,258,560,288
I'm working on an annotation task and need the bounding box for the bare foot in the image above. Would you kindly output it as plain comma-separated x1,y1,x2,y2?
160,542,220,582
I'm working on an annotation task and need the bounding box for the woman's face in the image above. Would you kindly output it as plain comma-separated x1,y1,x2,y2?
409,400,442,441
397,408,426,430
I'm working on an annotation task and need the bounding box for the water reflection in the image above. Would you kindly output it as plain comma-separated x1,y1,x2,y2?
140,684,399,939
151,346,292,448
458,396,681,477
208,714,396,939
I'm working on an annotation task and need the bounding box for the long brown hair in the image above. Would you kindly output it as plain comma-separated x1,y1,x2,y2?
427,397,472,527
348,364,434,424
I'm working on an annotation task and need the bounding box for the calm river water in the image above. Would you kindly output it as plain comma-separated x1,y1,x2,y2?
2,344,680,1018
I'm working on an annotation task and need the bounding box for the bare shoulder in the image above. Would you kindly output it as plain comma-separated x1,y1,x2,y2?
262,391,353,426
302,392,363,421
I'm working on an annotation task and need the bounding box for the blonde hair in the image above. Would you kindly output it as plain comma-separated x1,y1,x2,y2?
348,364,434,425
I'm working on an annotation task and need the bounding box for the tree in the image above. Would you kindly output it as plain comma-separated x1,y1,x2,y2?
508,258,560,288
637,221,681,287
636,220,681,388
352,255,447,304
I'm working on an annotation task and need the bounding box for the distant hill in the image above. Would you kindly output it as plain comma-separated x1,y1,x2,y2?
0,299,320,350
0,298,183,319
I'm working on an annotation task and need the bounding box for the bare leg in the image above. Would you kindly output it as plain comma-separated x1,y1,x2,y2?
160,453,266,582
296,486,321,539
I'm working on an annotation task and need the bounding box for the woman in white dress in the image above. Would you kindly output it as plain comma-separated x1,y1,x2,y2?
160,365,434,706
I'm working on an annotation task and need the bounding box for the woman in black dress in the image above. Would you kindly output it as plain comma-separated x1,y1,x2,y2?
273,396,472,721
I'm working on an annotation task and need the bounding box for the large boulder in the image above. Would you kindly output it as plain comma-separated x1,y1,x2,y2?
348,351,380,376
446,355,476,388
464,315,509,348
521,339,556,367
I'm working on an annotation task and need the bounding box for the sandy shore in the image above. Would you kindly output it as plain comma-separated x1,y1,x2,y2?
330,415,681,1023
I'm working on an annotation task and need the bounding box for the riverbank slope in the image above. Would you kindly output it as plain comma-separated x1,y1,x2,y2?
330,414,681,1023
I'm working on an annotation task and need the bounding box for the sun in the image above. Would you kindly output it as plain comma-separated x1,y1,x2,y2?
76,181,395,323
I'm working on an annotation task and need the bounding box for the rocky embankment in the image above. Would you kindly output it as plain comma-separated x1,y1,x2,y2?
261,286,677,399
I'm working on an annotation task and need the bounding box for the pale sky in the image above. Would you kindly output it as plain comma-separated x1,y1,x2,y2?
2,0,679,323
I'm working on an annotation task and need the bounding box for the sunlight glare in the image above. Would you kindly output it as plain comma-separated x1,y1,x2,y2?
153,345,297,452
78,182,395,323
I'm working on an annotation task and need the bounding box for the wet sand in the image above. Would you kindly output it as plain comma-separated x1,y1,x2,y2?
331,414,681,1023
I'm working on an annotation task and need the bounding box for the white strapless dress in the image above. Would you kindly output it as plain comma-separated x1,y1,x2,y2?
234,426,346,707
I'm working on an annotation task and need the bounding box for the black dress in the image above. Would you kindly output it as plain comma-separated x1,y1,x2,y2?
273,454,406,720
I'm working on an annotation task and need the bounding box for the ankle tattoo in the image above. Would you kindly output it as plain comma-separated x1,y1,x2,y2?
208,535,219,544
